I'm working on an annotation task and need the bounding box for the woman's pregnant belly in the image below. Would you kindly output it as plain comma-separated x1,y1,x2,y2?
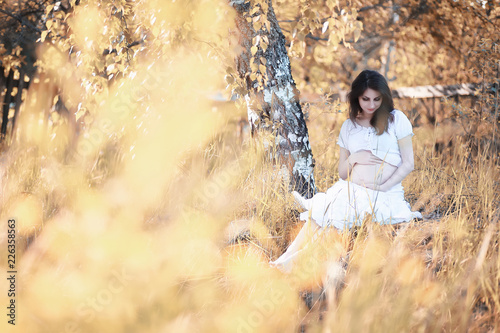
350,162,398,188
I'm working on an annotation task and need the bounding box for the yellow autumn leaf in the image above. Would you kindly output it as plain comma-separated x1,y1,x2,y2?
354,28,361,42
40,30,49,42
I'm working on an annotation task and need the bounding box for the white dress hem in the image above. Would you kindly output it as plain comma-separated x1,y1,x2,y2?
296,179,422,230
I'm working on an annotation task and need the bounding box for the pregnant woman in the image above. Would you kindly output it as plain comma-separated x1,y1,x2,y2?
271,70,422,271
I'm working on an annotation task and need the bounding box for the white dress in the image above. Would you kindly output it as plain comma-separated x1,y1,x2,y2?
297,110,422,230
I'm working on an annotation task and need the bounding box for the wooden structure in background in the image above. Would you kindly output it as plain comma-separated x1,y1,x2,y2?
391,83,483,125
392,83,478,99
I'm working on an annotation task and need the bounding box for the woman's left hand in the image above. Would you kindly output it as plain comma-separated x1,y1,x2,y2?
370,135,415,192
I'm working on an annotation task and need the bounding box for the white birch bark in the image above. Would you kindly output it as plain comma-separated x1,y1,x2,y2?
231,0,316,197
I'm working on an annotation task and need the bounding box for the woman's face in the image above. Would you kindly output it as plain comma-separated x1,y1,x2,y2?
358,88,382,116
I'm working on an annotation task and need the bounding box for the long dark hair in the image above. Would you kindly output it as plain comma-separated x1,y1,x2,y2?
347,70,394,135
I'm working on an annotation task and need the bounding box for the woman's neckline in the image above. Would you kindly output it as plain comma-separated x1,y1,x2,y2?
353,119,373,129
354,111,375,128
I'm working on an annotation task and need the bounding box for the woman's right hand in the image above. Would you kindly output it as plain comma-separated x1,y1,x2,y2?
348,150,383,166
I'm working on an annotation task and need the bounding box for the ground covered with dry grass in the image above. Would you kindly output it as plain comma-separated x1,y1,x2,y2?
225,100,500,332
1,0,498,331
0,94,499,332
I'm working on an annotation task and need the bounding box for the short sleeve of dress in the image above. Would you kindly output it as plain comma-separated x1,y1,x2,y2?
393,110,414,140
337,119,350,149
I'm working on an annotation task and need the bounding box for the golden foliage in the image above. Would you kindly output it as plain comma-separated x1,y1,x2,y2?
274,0,499,92
0,0,499,332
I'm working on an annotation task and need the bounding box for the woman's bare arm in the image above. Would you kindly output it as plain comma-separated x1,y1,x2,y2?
338,147,351,180
375,135,415,192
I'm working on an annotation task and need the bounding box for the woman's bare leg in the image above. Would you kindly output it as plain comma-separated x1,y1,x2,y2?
270,219,321,271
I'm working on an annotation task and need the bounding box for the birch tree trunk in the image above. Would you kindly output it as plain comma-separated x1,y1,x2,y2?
230,0,316,198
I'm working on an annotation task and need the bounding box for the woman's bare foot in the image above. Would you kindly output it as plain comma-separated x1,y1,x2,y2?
292,191,308,210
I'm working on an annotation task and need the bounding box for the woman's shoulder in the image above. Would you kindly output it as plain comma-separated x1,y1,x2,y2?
391,109,405,116
340,117,354,127
390,109,411,122
390,109,414,136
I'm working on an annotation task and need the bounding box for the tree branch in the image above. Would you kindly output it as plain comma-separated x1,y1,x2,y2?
102,40,142,55
358,4,393,12
468,6,496,27
305,33,328,42
0,8,42,33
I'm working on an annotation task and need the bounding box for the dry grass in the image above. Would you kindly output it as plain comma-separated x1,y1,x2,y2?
232,100,500,332
1,91,499,332
0,3,498,331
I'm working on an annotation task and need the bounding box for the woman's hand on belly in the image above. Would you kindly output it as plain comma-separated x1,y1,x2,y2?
349,150,383,166
350,162,398,190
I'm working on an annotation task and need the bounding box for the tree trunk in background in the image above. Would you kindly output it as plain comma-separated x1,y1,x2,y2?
1,69,15,141
230,0,316,198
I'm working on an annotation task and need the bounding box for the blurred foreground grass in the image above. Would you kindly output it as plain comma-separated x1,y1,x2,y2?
1,91,499,332
0,1,499,332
